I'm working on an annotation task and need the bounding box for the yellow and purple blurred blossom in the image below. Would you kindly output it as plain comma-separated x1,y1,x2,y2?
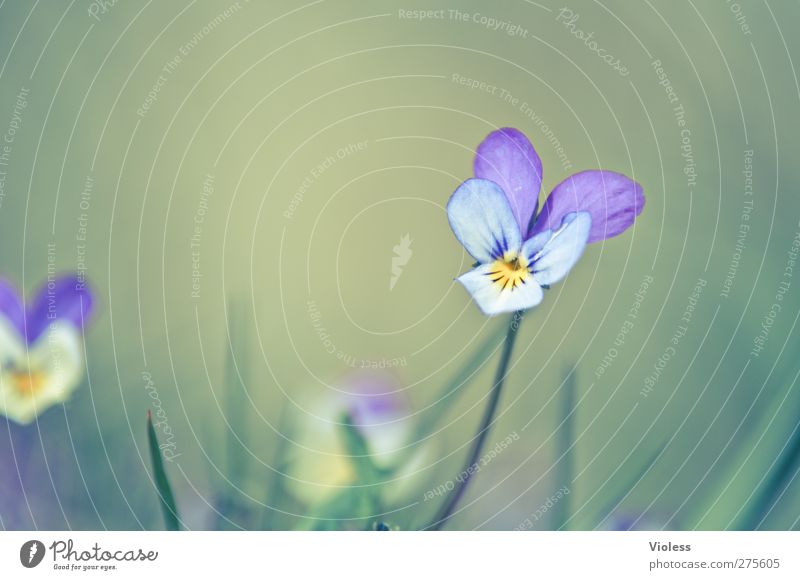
0,275,95,425
287,371,415,505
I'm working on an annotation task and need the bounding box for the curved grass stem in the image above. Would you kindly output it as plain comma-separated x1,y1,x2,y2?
428,311,523,530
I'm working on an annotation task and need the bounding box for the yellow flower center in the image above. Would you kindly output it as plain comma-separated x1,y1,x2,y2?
487,253,531,291
9,370,46,398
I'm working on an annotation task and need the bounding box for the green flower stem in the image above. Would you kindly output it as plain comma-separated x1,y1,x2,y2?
390,320,510,472
421,321,510,433
429,311,524,530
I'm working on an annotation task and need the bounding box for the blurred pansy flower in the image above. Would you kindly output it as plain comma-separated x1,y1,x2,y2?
288,372,415,505
0,275,94,424
448,127,645,315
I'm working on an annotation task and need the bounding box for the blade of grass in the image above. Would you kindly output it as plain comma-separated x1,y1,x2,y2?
686,356,800,529
739,407,800,530
340,412,384,483
215,301,251,529
392,320,509,470
590,443,666,529
553,366,576,530
224,301,249,482
147,410,180,531
428,311,523,530
296,417,384,531
340,413,385,529
260,403,294,530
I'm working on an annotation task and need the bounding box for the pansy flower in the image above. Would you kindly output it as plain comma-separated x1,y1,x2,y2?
0,275,95,424
448,128,644,315
288,372,415,505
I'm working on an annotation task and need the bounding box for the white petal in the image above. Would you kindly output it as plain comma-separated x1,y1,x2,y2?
447,178,522,263
0,316,26,363
521,229,551,258
526,212,591,286
0,321,84,425
458,263,544,316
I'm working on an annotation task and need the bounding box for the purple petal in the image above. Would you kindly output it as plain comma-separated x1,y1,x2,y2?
474,128,543,234
0,279,26,337
531,170,645,244
26,275,95,343
344,372,408,427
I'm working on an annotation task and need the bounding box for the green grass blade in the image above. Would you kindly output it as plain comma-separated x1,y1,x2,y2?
591,443,666,529
739,406,800,529
685,358,800,529
147,410,181,531
260,404,294,530
341,413,386,529
224,300,249,484
340,412,383,484
395,321,508,470
216,300,250,529
553,366,576,530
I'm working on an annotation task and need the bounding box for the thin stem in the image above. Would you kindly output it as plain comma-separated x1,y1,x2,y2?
390,321,510,471
429,311,524,530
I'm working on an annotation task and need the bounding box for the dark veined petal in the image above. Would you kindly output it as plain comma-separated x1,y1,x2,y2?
526,212,591,286
474,128,543,234
457,263,544,316
447,178,522,263
531,170,644,243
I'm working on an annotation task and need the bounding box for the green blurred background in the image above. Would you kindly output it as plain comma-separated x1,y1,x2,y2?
1,0,799,530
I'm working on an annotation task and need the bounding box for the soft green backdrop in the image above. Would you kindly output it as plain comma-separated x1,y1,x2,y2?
0,0,798,530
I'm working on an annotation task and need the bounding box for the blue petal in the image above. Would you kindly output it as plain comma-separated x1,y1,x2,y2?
524,212,591,286
457,263,543,316
447,178,522,263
